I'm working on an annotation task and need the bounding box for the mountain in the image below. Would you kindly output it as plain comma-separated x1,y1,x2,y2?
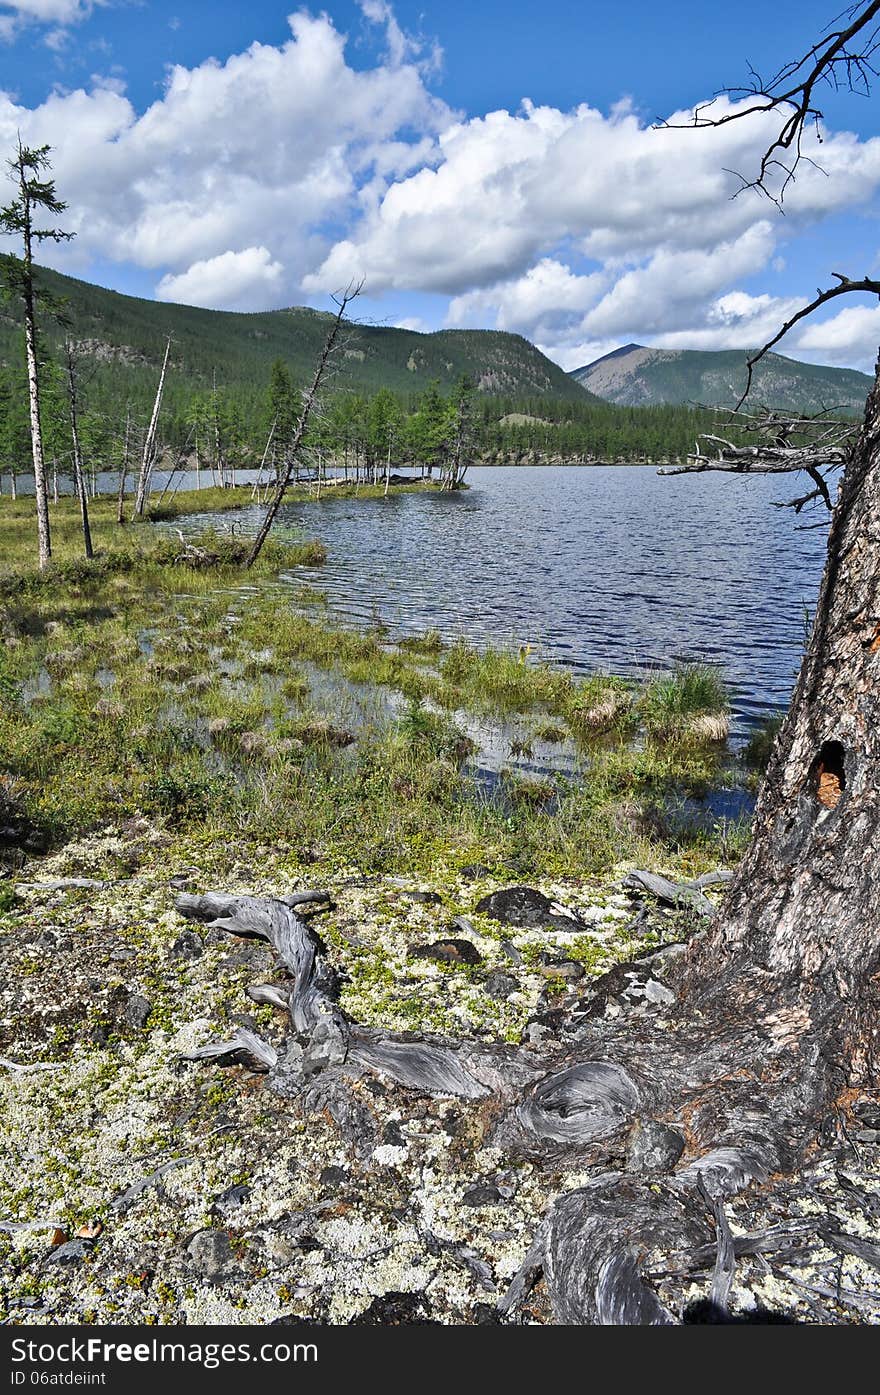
570,343,873,414
0,264,591,403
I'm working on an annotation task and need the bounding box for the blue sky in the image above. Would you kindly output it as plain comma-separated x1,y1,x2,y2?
2,0,880,371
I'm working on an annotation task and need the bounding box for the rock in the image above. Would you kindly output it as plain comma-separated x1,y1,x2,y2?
484,971,518,1000
538,955,585,981
351,1291,433,1324
459,863,493,882
170,930,203,960
461,1184,503,1206
626,1119,686,1174
643,978,676,1006
450,914,477,936
411,938,483,966
319,1165,348,1189
186,1229,235,1280
474,886,579,931
211,1183,250,1219
46,1240,92,1266
123,994,151,1030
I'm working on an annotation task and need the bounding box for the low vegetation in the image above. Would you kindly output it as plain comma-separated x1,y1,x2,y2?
0,490,751,889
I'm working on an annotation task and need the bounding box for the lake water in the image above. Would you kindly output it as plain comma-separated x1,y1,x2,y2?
173,464,829,735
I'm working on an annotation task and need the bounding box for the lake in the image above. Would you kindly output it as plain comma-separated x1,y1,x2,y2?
172,464,829,736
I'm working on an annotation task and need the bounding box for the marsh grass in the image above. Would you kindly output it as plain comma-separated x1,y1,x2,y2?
0,489,741,881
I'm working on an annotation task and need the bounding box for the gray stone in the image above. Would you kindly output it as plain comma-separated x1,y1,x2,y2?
626,1119,686,1175
123,994,151,1030
46,1240,91,1266
171,930,203,960
461,1184,503,1207
186,1228,235,1280
643,978,676,1006
484,971,518,1000
474,886,579,931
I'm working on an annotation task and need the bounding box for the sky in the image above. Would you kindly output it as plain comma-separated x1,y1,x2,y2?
2,0,880,372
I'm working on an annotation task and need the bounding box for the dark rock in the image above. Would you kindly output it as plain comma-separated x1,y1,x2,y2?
484,971,518,1000
319,1165,348,1188
46,1240,92,1266
171,930,203,960
168,868,201,890
351,1291,433,1325
461,1184,503,1207
474,886,579,931
186,1229,235,1280
626,1119,686,1174
471,1302,503,1324
211,1183,250,1218
123,994,151,1030
411,938,482,966
459,863,493,882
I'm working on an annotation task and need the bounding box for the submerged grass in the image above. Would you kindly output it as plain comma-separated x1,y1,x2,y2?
0,487,747,885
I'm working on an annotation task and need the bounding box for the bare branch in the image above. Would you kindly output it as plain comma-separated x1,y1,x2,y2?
660,2,880,201
736,274,880,408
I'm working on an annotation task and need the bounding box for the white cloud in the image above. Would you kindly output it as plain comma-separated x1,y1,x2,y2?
156,246,284,311
2,7,880,370
0,0,95,42
305,97,880,299
0,8,452,303
792,302,880,369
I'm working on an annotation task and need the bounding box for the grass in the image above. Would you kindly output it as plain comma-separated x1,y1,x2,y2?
0,487,747,886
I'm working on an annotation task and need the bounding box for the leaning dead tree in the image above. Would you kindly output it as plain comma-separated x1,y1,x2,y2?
179,14,880,1324
245,282,362,568
133,335,171,518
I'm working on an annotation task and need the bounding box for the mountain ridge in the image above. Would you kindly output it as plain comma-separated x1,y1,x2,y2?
570,342,873,414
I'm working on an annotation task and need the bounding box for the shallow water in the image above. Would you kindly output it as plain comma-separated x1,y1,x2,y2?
173,465,828,736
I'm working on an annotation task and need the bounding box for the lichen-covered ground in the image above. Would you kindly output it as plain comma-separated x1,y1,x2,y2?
2,823,878,1326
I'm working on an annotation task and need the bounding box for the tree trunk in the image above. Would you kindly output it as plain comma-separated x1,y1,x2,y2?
133,337,171,518
65,346,93,560
116,406,131,526
22,267,51,568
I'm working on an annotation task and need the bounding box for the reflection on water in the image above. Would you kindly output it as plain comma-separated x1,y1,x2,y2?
173,465,827,736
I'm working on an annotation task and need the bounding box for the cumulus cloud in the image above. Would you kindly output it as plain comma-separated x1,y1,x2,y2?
306,97,880,298
156,246,284,311
793,302,880,369
0,0,95,42
0,8,451,301
2,6,880,369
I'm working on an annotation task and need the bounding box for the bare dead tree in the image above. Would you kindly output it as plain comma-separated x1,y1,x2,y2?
659,404,857,512
133,336,171,518
245,283,362,569
63,342,93,559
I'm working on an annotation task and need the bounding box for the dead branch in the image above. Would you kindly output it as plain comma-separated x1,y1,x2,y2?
661,2,880,203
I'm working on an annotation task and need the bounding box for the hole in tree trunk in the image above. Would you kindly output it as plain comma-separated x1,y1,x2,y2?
813,740,846,809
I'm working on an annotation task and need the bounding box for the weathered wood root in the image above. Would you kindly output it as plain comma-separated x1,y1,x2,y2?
175,890,846,1325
